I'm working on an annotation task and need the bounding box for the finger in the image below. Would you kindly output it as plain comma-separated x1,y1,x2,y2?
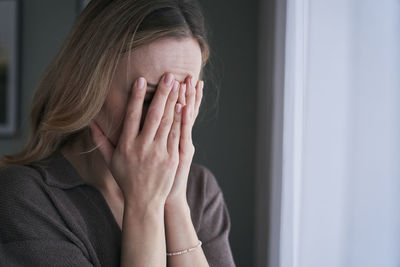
186,76,196,121
140,73,175,141
167,103,182,154
89,122,115,165
180,104,193,150
194,80,204,119
155,80,180,143
178,82,187,106
119,77,147,144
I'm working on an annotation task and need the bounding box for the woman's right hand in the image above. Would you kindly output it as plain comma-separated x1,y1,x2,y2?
90,73,183,209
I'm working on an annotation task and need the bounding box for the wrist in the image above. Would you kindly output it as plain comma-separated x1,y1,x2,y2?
121,197,167,267
124,198,165,220
165,197,190,213
164,198,200,257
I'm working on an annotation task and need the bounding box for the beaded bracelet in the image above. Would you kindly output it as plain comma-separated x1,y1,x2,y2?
166,240,203,256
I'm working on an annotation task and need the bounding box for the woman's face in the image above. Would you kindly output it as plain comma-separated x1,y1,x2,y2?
96,37,203,146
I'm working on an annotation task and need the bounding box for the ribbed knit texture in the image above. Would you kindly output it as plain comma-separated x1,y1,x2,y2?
0,151,235,267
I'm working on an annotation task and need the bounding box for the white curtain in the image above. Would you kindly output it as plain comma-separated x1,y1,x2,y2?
279,0,400,267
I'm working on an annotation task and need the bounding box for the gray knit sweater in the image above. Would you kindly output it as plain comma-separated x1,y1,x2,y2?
0,151,235,266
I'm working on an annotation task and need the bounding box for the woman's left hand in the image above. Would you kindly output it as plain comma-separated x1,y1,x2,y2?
165,76,204,206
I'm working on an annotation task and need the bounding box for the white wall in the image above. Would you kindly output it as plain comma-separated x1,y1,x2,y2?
280,0,400,267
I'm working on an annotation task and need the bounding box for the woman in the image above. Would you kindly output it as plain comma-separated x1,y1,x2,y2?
0,0,235,266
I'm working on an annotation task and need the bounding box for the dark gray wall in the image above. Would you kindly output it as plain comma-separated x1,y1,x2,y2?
194,1,258,266
0,1,258,266
0,0,76,153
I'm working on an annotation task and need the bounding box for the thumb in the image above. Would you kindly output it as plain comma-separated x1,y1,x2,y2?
89,122,114,165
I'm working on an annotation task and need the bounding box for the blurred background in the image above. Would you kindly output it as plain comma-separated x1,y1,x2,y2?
1,0,399,267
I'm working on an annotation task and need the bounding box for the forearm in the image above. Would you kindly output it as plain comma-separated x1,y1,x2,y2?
164,200,209,267
120,201,166,267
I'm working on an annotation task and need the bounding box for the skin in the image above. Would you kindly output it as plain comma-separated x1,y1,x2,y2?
61,37,209,266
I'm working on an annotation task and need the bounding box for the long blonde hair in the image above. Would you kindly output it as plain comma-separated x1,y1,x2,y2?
1,0,209,167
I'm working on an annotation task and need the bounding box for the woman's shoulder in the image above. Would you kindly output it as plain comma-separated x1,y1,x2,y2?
0,164,53,214
188,163,223,199
0,163,92,262
187,163,235,266
0,164,44,192
186,163,226,227
1,151,87,191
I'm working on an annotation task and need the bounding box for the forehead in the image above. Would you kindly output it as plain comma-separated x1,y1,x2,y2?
123,37,202,85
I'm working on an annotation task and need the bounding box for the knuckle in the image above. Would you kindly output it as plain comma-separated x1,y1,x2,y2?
160,115,172,128
170,129,178,140
126,108,137,121
153,148,165,161
117,145,130,158
146,111,160,126
135,143,147,159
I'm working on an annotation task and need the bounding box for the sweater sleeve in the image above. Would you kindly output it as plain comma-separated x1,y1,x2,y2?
187,164,236,267
0,165,94,267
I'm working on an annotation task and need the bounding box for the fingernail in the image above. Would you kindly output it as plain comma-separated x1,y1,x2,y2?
176,103,182,114
164,73,173,86
173,81,179,92
136,77,145,89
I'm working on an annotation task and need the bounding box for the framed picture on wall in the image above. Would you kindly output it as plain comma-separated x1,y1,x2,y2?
0,0,19,137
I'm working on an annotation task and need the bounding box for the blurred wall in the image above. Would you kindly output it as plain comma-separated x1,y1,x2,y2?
0,0,76,153
194,0,258,266
0,1,258,266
